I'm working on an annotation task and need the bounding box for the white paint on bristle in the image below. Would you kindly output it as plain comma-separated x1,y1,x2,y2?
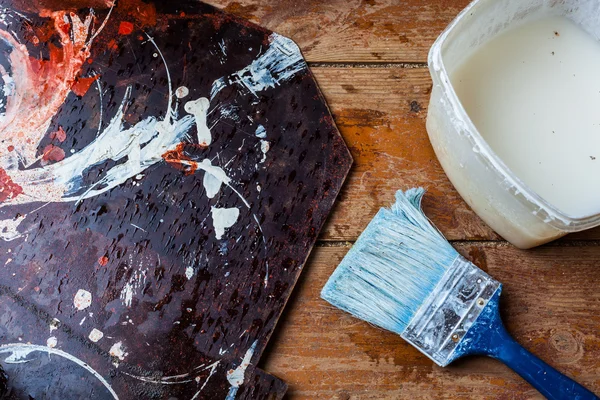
321,188,458,335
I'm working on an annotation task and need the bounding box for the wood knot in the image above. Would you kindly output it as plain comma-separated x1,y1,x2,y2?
549,329,584,364
409,100,422,113
337,390,351,400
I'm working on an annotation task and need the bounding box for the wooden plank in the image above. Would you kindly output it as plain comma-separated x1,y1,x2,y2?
308,66,600,242
259,244,600,399
311,66,499,242
205,0,472,63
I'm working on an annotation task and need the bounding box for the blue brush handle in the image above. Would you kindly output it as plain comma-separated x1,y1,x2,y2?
455,290,599,400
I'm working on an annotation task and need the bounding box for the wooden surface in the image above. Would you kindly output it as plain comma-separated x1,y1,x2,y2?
205,1,600,398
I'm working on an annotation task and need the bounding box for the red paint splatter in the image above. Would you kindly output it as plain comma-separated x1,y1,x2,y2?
0,168,23,203
49,126,67,142
42,144,66,163
7,146,14,152
71,75,98,97
118,21,134,36
108,39,119,51
98,256,109,266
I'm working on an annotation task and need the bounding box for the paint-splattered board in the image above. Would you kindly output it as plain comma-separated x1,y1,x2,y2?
0,0,351,398
205,1,600,398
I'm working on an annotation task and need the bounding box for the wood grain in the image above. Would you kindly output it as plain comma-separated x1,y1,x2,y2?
308,67,600,242
260,245,600,399
205,0,472,63
310,66,500,242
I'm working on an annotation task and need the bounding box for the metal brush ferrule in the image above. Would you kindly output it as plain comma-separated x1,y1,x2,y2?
401,256,501,367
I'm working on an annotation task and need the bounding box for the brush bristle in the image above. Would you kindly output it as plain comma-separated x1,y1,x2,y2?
321,188,459,335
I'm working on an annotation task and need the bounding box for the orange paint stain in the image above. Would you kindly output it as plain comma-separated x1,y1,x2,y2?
71,75,98,97
49,126,67,142
0,168,23,203
42,144,66,163
108,39,119,51
98,256,109,266
118,21,134,36
162,142,208,176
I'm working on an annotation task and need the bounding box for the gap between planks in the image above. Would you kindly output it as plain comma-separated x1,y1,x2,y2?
314,239,600,248
307,61,428,69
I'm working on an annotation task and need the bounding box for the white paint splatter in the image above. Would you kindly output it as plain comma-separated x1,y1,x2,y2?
120,268,147,307
49,318,60,333
185,266,194,280
2,86,196,208
46,337,57,348
0,214,26,241
203,163,224,199
121,283,133,308
211,207,240,240
74,289,92,311
191,361,221,399
0,343,119,399
125,360,220,397
259,140,270,163
109,341,128,361
255,125,266,139
175,86,189,99
0,29,196,239
89,328,104,343
212,33,306,99
225,340,258,400
185,97,211,146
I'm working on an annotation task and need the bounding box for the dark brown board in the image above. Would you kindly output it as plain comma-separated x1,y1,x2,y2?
0,1,351,398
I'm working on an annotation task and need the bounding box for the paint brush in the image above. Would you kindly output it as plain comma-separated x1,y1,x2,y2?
321,188,599,400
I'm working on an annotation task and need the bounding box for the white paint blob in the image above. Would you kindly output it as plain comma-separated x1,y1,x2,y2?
49,318,60,333
175,86,189,99
109,341,128,361
259,140,270,163
185,266,195,280
74,289,92,311
184,97,211,146
0,215,26,241
211,207,240,240
89,328,104,343
255,125,266,139
46,337,57,348
203,169,223,199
